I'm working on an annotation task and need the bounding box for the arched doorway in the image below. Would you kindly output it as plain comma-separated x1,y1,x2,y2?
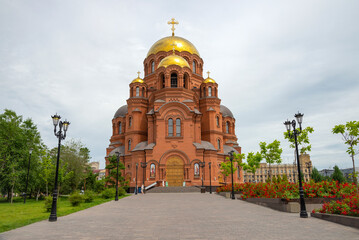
166,156,184,186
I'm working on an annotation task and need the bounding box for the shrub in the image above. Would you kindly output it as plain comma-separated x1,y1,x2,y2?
44,196,53,212
118,187,126,197
69,192,83,206
101,188,116,199
83,190,96,203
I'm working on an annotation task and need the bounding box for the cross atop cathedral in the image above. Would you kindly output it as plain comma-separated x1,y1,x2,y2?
137,71,141,78
207,71,210,78
167,18,179,36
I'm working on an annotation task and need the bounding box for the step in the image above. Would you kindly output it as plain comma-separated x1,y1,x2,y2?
146,186,201,193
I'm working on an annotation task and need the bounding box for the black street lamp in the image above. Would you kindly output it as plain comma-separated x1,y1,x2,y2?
115,152,121,201
23,148,33,204
229,150,235,200
306,162,312,180
209,162,212,194
49,114,70,222
199,161,205,188
284,112,308,218
135,163,138,195
141,162,147,193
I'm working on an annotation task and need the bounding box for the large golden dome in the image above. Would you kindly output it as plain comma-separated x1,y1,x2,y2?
157,54,190,68
147,36,200,57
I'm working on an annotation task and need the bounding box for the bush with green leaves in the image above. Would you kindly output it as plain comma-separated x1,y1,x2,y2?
69,192,83,206
101,188,116,199
44,196,53,212
83,190,96,203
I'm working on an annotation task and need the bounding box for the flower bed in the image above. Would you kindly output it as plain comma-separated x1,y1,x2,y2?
216,181,357,200
312,194,359,217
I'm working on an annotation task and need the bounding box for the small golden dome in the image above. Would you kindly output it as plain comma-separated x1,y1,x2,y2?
157,54,190,68
203,77,216,84
131,71,144,84
131,78,144,84
147,36,200,57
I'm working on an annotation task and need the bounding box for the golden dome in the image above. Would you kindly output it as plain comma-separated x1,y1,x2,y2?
147,36,200,57
131,78,144,84
203,77,216,84
157,54,190,68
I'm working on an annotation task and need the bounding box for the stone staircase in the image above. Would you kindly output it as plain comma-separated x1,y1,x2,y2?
146,186,201,193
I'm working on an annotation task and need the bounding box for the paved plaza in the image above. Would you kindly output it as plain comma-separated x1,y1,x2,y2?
1,193,359,240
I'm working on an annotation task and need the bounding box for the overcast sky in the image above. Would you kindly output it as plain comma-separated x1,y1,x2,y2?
1,0,358,170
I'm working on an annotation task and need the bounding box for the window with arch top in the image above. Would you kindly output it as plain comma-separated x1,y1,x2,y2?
183,74,187,89
151,61,155,73
161,74,165,88
119,122,122,134
129,117,132,127
171,73,177,88
216,116,220,127
168,118,173,136
208,87,212,97
176,118,181,136
217,139,221,150
142,87,145,97
192,61,196,73
128,139,131,151
226,121,229,133
136,87,139,96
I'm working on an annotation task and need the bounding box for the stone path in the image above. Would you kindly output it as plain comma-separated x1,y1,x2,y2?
1,193,359,240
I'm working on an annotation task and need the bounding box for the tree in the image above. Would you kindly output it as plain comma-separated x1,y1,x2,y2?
332,121,359,184
241,152,262,182
220,160,237,184
0,109,44,203
259,140,283,180
105,155,125,188
311,167,323,183
332,165,346,183
284,126,314,154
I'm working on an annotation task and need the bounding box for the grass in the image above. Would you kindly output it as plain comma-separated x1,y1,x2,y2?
0,195,127,233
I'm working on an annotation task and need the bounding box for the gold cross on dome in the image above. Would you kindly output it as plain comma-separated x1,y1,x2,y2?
167,18,179,36
137,71,140,78
170,42,177,54
207,71,210,78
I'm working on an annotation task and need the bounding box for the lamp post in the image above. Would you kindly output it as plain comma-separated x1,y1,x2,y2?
284,112,308,218
135,163,138,195
199,161,205,188
229,150,235,200
141,162,147,193
209,162,212,194
115,152,121,201
23,148,33,204
49,114,70,222
306,162,312,180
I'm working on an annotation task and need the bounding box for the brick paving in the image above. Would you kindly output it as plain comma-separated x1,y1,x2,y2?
1,193,359,240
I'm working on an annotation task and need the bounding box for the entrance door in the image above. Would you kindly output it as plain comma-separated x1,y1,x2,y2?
166,156,184,186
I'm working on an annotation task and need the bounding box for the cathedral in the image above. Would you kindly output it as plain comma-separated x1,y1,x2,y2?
105,19,242,191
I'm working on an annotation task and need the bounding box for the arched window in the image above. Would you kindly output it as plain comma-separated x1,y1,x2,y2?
129,117,132,127
168,118,173,136
171,73,177,88
216,116,220,127
208,87,212,96
150,164,156,178
136,87,139,96
176,118,181,136
142,87,145,97
194,163,200,176
203,87,206,97
128,139,131,151
151,61,155,73
217,139,221,150
119,122,122,134
183,75,187,89
161,74,165,88
226,121,229,133
192,61,196,73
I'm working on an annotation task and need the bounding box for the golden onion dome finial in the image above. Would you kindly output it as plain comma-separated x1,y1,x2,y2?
131,71,144,84
167,18,179,36
203,70,216,84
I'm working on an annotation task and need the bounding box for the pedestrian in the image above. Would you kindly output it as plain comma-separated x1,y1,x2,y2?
141,184,144,194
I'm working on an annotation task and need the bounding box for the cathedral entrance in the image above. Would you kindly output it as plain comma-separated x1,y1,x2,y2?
166,156,184,186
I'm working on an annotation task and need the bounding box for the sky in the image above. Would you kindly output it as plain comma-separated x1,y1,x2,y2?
1,0,358,170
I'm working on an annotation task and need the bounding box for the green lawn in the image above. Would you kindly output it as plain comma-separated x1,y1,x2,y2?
0,195,127,233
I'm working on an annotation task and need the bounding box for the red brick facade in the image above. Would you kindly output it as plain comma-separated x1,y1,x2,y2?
106,29,242,189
